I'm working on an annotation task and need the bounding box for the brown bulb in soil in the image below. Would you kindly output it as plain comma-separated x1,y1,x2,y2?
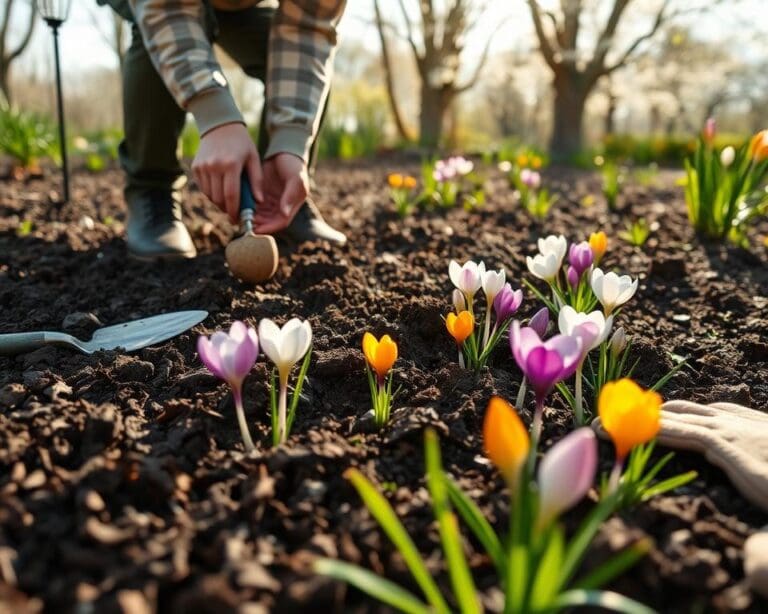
225,232,279,283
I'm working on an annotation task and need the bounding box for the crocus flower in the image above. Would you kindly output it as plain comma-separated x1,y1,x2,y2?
703,117,716,144
558,306,612,424
599,378,661,461
558,306,613,353
481,267,506,347
749,130,768,162
526,252,561,283
720,146,735,168
566,266,579,289
483,396,530,489
493,283,523,324
498,160,512,173
388,173,404,189
516,153,529,167
527,307,549,339
537,428,597,527
568,241,594,278
509,321,582,443
452,288,466,313
259,318,313,444
537,234,568,264
531,155,543,169
446,310,474,368
591,268,638,315
363,333,398,385
589,231,607,264
198,321,259,452
451,156,474,175
403,175,417,189
520,168,541,189
609,327,627,358
449,259,485,307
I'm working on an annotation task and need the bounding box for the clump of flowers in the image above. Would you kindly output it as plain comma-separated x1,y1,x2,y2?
387,172,419,218
599,379,697,508
515,168,558,219
315,397,652,613
259,318,313,446
362,332,398,428
684,118,768,245
446,259,523,370
422,156,485,210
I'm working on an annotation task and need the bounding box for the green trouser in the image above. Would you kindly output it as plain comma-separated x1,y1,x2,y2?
109,0,324,195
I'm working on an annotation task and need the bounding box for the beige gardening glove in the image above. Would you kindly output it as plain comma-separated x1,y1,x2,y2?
657,400,768,513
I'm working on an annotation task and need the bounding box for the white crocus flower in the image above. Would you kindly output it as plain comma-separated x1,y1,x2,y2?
452,288,466,313
259,318,313,444
480,267,506,348
720,146,735,168
591,268,638,315
526,253,560,282
558,306,614,353
449,259,486,305
537,234,568,266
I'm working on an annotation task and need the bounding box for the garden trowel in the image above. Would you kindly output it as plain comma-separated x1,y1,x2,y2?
225,174,279,283
0,310,208,355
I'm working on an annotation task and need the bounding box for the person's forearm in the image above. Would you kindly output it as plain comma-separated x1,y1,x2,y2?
265,0,346,162
128,0,244,135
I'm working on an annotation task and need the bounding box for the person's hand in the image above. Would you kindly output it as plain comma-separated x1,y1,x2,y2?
192,122,263,224
252,153,309,234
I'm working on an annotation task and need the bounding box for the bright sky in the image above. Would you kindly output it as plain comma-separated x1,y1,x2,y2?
11,0,767,80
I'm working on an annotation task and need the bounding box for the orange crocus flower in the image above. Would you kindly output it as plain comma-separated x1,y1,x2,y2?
388,173,404,189
589,231,607,264
749,130,768,162
483,396,530,485
362,332,398,380
403,175,417,190
598,378,662,460
446,311,474,345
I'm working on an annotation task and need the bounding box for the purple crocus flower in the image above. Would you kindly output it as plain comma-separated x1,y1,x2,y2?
528,307,550,338
568,241,594,278
198,321,259,452
493,283,523,324
510,320,582,444
520,168,541,189
566,266,580,289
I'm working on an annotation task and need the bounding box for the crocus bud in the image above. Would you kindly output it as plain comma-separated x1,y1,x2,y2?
589,231,607,264
528,307,550,338
567,265,580,289
537,428,597,527
483,396,530,488
493,283,523,324
598,379,661,461
749,130,768,162
703,117,716,144
720,146,735,168
568,241,594,277
609,326,627,358
452,289,466,313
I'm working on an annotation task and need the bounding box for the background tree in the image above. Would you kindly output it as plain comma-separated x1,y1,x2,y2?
526,0,722,158
0,0,36,103
374,0,508,150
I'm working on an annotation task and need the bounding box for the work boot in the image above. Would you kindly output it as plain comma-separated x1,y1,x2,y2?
276,199,347,247
125,188,197,260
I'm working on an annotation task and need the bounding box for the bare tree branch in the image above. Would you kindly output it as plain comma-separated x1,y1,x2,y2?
8,0,36,63
397,0,423,61
374,0,414,141
526,0,559,70
456,15,514,93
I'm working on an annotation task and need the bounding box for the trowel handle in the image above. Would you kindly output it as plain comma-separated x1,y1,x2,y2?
239,174,256,229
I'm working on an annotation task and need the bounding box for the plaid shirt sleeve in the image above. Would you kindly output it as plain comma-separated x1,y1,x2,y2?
264,0,346,161
127,0,245,135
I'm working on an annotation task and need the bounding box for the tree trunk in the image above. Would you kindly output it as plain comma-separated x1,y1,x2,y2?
419,85,450,150
549,73,587,160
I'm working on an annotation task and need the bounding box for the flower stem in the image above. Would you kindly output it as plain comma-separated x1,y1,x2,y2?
232,388,255,453
458,348,465,369
278,372,288,444
608,458,624,494
575,364,584,425
482,304,492,350
531,397,544,451
515,377,527,409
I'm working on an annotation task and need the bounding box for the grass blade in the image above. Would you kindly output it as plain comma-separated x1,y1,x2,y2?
554,589,655,614
314,558,430,614
345,468,451,614
574,539,651,590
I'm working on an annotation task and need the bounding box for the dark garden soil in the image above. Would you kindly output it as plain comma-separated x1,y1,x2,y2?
1,159,767,613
